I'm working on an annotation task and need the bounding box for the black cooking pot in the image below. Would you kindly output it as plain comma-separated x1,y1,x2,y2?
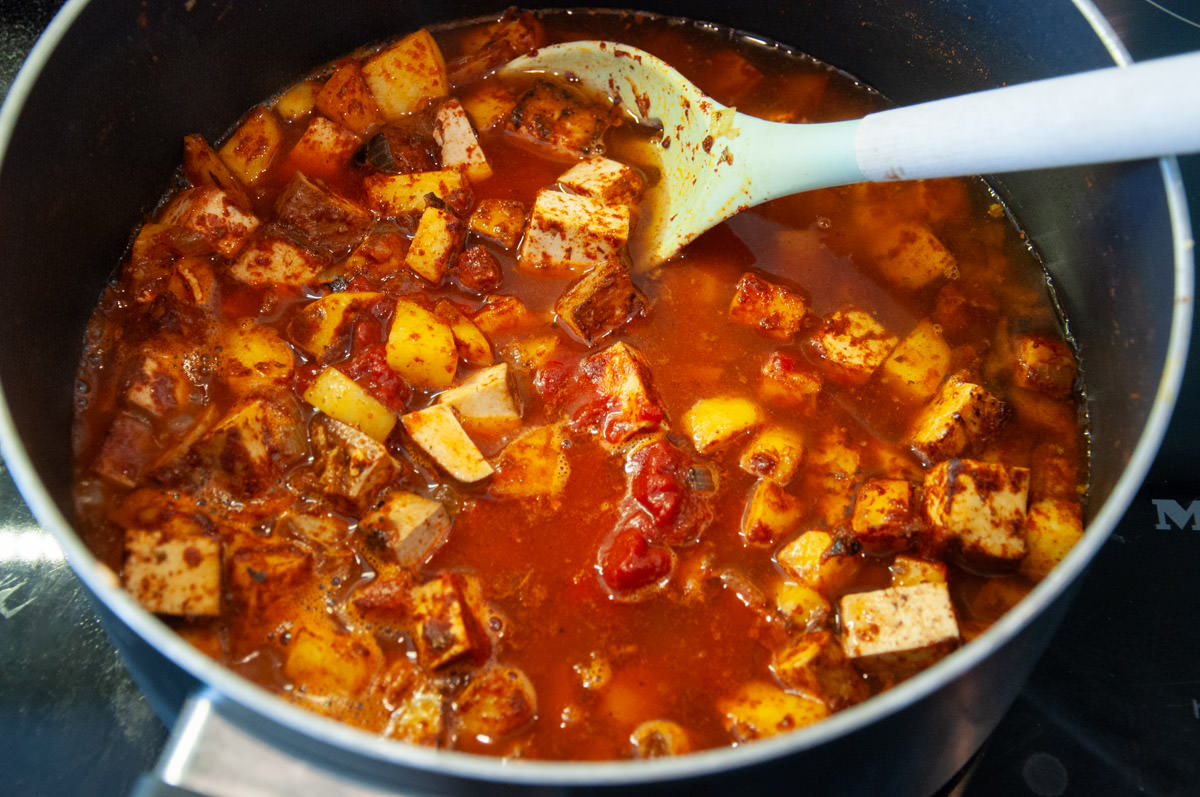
0,1,1190,794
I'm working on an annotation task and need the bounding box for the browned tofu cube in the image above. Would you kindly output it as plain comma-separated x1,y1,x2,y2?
729,272,808,340
436,363,521,437
924,458,1030,565
556,156,644,207
402,404,494,483
410,573,477,668
576,342,668,446
759,351,823,413
361,28,449,120
741,479,804,547
890,554,948,587
406,206,463,283
506,79,611,159
810,309,898,387
92,411,157,487
468,198,525,249
229,235,325,287
840,583,960,680
123,346,195,417
868,222,958,290
282,116,362,182
851,478,916,553
227,543,313,619
193,398,307,495
274,172,373,257
182,134,251,211
1020,497,1084,580
1014,334,1077,398
554,260,646,344
771,631,868,710
719,681,828,742
517,190,630,275
907,374,1010,464
315,59,382,134
739,426,804,485
123,528,221,616
434,99,492,184
160,186,260,258
306,415,402,512
776,530,857,596
360,491,451,568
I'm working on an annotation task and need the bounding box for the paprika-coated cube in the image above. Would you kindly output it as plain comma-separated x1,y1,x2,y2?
729,272,808,341
402,404,494,483
851,478,916,553
839,582,960,679
907,373,1009,464
924,458,1030,565
878,319,952,405
556,156,644,207
123,528,221,616
517,190,630,275
809,309,898,387
160,186,259,258
360,491,452,569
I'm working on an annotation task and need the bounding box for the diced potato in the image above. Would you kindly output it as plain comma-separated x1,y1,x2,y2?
218,106,285,185
386,298,459,390
1020,498,1084,580
850,478,916,553
554,259,646,344
182,135,251,210
434,99,493,184
773,581,831,630
1013,334,1077,398
364,169,472,217
459,81,518,132
472,295,539,336
682,396,763,454
776,530,856,595
303,367,398,441
361,29,449,120
805,428,862,525
402,404,494,483
193,398,307,494
160,186,259,257
315,61,381,134
501,332,563,373
924,458,1031,565
890,554,948,587
489,424,571,500
759,351,823,413
227,543,313,617
869,222,958,290
229,235,324,287
578,342,668,446
878,320,952,404
932,280,998,343
274,79,320,121
437,363,521,436
630,720,691,758
282,116,362,182
809,309,898,387
454,666,537,741
728,272,808,340
344,229,410,280
283,619,382,698
719,680,828,742
360,491,451,568
908,373,1010,464
406,206,462,283
556,156,644,207
410,573,476,668
741,479,804,547
287,292,380,362
433,299,493,367
306,415,402,511
468,198,526,250
739,426,805,485
217,320,296,397
840,583,960,679
123,528,221,616
517,190,630,275
771,631,868,709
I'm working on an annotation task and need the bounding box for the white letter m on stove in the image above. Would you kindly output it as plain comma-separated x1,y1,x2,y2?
1152,498,1200,530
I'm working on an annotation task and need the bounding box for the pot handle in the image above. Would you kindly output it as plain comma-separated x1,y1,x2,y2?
130,690,436,797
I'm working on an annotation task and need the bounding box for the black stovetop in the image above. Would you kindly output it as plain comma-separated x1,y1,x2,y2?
2,1,1198,794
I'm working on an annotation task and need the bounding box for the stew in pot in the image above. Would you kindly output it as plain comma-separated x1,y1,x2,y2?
71,8,1087,760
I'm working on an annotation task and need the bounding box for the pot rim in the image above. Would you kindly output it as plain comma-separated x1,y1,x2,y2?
0,0,1192,787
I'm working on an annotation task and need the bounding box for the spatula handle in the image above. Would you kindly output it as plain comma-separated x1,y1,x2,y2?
855,51,1200,182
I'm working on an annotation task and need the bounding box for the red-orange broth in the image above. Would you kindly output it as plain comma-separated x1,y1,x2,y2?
71,8,1087,760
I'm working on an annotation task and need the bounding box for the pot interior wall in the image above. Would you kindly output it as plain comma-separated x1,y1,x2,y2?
0,0,1179,793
